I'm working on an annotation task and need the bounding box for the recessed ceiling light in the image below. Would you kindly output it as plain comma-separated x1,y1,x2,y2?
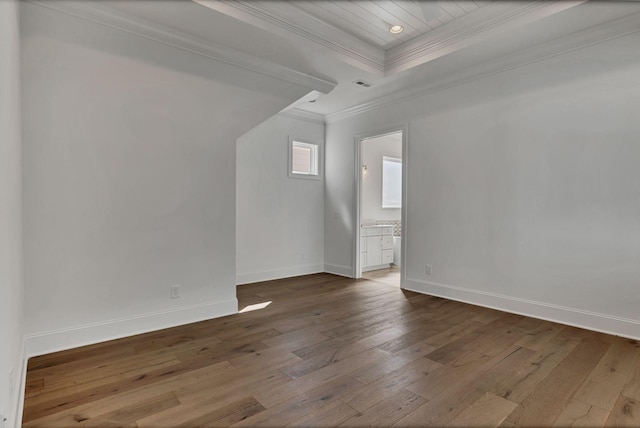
389,25,404,34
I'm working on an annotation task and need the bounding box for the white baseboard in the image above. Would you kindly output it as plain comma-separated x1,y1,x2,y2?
323,263,354,278
24,299,238,358
236,263,324,285
362,263,392,272
404,278,640,341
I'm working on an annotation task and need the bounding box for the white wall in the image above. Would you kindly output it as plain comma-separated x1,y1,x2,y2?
236,114,325,284
21,3,313,356
0,0,24,425
326,30,640,338
361,133,402,223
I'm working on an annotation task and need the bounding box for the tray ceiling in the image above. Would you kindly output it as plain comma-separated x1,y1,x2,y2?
247,1,488,51
194,1,584,76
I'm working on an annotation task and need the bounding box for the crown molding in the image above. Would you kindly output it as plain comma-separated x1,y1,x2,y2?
194,0,385,75
327,10,640,123
385,0,586,76
278,108,326,125
27,0,337,94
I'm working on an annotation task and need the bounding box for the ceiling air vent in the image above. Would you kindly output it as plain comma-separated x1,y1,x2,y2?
354,79,372,88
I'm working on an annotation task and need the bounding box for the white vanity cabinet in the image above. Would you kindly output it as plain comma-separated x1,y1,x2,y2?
361,225,394,271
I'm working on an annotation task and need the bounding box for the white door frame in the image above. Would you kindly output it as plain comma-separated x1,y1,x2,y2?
353,124,408,288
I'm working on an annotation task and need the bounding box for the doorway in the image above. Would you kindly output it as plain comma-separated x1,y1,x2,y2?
354,127,407,288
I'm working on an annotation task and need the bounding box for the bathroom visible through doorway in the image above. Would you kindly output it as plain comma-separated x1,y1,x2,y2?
355,127,406,288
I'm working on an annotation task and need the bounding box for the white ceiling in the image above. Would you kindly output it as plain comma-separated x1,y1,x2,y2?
78,1,640,118
215,1,489,51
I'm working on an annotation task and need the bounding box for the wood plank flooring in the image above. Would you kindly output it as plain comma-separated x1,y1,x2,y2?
22,272,640,427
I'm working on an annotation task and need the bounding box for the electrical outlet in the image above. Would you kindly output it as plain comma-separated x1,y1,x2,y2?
171,285,181,299
425,264,433,275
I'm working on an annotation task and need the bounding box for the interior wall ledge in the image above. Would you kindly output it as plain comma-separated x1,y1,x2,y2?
26,0,337,95
193,0,386,75
278,108,326,125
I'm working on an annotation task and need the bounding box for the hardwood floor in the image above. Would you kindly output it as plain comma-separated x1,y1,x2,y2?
22,273,640,427
362,266,400,287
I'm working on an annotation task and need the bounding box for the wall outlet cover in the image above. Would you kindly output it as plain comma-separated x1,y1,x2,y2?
171,285,181,299
425,265,433,275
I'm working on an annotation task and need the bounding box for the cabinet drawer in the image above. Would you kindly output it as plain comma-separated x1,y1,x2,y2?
363,227,382,236
381,235,393,250
382,249,394,264
381,227,394,236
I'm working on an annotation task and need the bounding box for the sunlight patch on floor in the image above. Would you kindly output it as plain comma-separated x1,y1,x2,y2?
239,301,272,313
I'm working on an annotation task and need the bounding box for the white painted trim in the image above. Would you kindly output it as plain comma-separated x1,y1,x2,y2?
404,278,640,341
11,340,27,428
26,0,337,94
278,108,326,125
354,125,407,281
194,0,385,74
354,133,362,280
327,11,640,123
323,264,353,278
399,126,409,292
288,137,322,181
236,263,325,285
24,299,238,358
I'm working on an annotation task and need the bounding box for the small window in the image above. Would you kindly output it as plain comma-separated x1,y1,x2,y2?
289,139,320,179
382,156,402,208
